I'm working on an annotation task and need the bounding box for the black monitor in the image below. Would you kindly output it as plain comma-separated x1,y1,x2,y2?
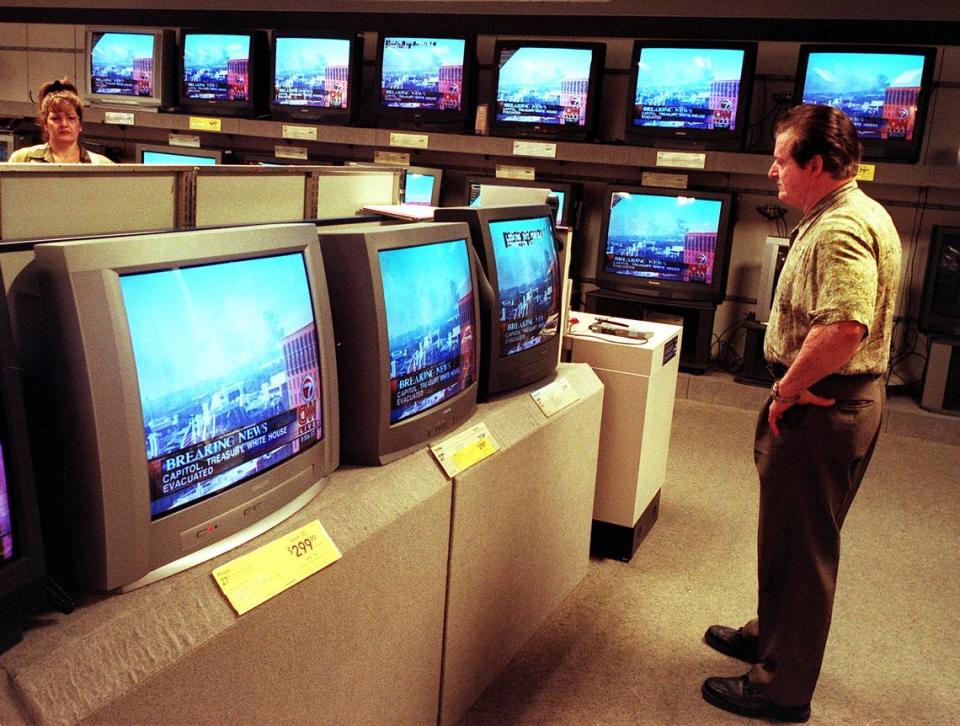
792,44,937,164
919,226,960,340
434,205,561,398
465,176,581,228
178,29,269,118
489,39,606,142
136,143,221,164
624,40,757,151
594,185,736,306
0,269,46,652
374,34,475,131
270,32,361,124
84,26,176,111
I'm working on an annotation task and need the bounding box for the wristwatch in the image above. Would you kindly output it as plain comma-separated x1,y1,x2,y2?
771,379,801,404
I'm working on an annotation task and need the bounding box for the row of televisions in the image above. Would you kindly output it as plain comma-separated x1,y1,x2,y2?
85,25,940,162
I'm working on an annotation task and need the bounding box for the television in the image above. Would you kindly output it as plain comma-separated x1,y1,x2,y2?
136,143,222,165
919,226,960,340
0,132,13,162
465,176,581,228
403,166,443,206
270,32,361,124
83,26,176,111
31,222,339,591
489,39,606,142
0,269,47,653
179,29,269,118
624,41,757,151
594,185,735,305
318,222,480,465
793,44,937,164
434,205,561,397
374,34,475,131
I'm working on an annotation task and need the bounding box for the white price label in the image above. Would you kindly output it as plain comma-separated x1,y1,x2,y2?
512,140,557,158
104,111,134,126
282,125,318,141
655,150,706,169
389,132,429,149
530,377,580,417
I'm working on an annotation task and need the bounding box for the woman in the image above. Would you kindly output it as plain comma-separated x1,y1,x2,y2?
7,78,114,164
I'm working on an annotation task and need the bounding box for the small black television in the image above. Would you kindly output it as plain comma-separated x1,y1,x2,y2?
792,44,937,164
465,176,581,228
374,34,475,131
136,143,221,164
178,29,269,118
434,205,561,397
0,270,47,653
403,166,443,206
84,26,176,111
624,41,757,151
318,222,480,465
489,39,606,142
594,185,735,305
919,226,960,340
270,32,361,124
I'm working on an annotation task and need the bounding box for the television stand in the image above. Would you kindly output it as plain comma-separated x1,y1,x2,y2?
584,289,715,374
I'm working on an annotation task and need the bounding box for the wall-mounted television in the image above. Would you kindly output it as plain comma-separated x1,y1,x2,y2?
0,268,46,653
465,176,581,228
136,143,221,164
489,39,606,142
919,226,960,340
403,166,443,206
179,29,269,118
31,223,339,591
270,32,361,124
374,35,474,131
318,222,480,465
792,44,937,164
624,41,757,151
434,205,561,397
84,26,176,111
594,185,735,305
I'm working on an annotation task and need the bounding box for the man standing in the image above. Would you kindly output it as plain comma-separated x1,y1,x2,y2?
701,104,902,722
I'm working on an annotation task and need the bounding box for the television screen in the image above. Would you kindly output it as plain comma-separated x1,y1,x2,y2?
0,442,12,563
490,40,605,141
403,168,441,206
271,33,359,123
380,36,466,111
140,148,219,164
794,45,936,163
919,226,960,339
625,42,756,150
84,27,175,110
595,186,735,305
487,215,560,356
379,239,476,423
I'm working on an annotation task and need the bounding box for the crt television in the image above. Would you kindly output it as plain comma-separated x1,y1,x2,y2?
624,41,757,151
434,205,561,397
595,185,736,305
318,222,480,465
32,223,339,591
793,44,937,163
489,39,606,142
179,29,269,117
136,143,221,164
919,226,960,340
403,166,443,206
84,26,176,111
270,32,361,124
465,176,581,228
374,34,475,131
0,269,46,653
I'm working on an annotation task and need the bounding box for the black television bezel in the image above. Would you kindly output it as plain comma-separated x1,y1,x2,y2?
488,39,606,142
919,225,960,339
434,204,561,398
623,40,757,152
269,31,362,125
178,28,269,118
373,33,476,132
0,271,47,654
464,175,582,228
594,184,736,306
792,43,938,164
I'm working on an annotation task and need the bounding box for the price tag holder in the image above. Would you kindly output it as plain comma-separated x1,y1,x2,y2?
495,164,536,180
282,124,318,142
641,171,688,189
512,140,557,158
274,144,308,160
169,133,201,148
211,519,341,616
855,163,876,182
389,132,429,149
430,422,500,478
530,377,580,417
655,150,706,169
374,150,411,165
104,111,134,126
189,116,222,133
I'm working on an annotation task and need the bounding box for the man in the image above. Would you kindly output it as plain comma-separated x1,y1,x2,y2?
701,104,901,722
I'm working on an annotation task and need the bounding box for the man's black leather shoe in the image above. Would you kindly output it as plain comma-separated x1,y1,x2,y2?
704,624,760,663
702,674,810,723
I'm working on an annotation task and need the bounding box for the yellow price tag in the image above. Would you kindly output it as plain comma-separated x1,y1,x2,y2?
189,116,222,133
212,520,341,616
452,437,492,470
430,422,500,478
856,163,876,182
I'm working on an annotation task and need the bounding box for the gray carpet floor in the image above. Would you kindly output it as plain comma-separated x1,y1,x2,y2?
462,398,960,724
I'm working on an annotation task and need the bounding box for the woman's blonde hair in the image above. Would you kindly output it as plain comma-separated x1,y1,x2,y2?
36,78,84,141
